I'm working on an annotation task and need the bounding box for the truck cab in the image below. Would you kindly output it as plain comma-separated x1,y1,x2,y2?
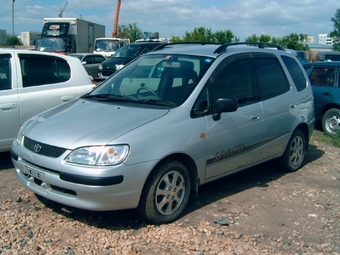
93,38,130,58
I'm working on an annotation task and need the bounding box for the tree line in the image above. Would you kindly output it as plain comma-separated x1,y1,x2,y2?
2,8,340,50
117,8,340,51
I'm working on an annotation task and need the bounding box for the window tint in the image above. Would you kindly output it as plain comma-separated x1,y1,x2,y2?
309,67,336,87
281,55,307,92
84,56,93,64
94,56,105,63
19,54,71,87
0,54,11,91
211,58,256,106
325,55,340,61
254,58,289,100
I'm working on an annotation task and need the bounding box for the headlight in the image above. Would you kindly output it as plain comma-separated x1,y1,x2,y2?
115,64,125,71
99,64,103,70
65,145,129,166
15,128,24,146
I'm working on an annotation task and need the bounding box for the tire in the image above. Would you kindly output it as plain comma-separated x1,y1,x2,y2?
322,108,340,136
278,129,306,172
137,160,191,224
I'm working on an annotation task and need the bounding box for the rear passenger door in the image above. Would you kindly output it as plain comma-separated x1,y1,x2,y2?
0,53,20,150
18,53,78,127
204,53,263,180
254,53,295,161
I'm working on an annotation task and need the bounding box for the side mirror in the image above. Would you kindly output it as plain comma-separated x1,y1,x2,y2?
212,98,238,121
82,61,87,65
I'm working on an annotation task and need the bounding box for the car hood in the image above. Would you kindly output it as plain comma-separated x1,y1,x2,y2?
102,57,133,67
23,99,169,149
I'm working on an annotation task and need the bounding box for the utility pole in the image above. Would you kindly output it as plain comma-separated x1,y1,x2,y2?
12,0,15,48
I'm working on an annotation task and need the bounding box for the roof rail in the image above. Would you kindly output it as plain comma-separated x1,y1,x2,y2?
214,42,286,54
152,42,221,52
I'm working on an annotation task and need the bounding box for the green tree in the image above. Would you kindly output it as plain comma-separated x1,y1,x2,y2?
171,27,239,43
2,36,22,47
245,33,308,50
118,23,143,43
275,33,309,50
330,8,340,51
245,34,271,43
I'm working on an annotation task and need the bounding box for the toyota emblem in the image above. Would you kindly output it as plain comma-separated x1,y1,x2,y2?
33,144,42,153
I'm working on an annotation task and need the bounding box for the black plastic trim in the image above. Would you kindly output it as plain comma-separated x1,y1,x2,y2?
60,172,124,186
10,149,18,161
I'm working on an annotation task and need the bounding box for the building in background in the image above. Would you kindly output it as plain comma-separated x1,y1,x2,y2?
21,31,41,48
306,35,315,44
318,34,334,45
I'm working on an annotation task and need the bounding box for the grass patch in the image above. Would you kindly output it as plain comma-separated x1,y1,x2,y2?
315,131,340,148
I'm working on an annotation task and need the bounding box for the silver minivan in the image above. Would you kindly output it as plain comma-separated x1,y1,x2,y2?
11,43,315,224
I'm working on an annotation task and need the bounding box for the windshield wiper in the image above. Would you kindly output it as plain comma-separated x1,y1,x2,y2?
82,94,135,101
136,99,177,107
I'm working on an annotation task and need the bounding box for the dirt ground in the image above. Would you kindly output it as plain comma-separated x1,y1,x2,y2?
0,129,339,254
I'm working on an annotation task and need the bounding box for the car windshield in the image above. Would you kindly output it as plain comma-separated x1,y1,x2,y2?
325,54,340,61
85,54,214,107
113,45,142,58
296,51,307,61
95,40,122,52
35,38,66,52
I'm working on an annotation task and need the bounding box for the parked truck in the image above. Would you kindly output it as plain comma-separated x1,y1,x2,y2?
35,18,105,54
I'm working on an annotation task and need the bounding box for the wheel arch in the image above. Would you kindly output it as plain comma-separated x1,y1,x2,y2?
321,103,340,120
294,123,310,150
143,153,199,194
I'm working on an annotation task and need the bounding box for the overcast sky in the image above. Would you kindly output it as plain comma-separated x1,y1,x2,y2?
0,0,338,42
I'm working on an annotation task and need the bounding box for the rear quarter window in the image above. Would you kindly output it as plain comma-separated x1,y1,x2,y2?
19,54,71,87
281,55,307,92
0,54,11,90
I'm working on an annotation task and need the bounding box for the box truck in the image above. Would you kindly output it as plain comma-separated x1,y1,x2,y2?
35,18,105,54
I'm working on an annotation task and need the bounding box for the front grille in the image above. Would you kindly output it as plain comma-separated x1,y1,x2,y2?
101,70,115,76
24,136,67,158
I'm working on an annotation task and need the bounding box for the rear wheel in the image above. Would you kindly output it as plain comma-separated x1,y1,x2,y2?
278,129,306,172
322,108,340,136
137,160,191,224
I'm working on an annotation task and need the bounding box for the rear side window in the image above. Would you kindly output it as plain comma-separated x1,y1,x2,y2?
281,55,307,92
83,56,93,64
309,67,337,87
0,54,11,91
19,54,71,87
94,55,106,63
254,58,289,100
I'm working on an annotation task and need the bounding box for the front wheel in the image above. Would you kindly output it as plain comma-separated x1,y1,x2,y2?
278,129,306,172
137,160,191,224
322,108,340,136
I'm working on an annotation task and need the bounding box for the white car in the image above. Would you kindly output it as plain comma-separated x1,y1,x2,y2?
0,49,94,152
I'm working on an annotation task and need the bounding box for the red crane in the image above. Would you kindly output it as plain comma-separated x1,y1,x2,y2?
113,0,121,38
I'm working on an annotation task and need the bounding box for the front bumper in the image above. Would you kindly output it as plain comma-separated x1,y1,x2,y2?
98,72,110,80
11,146,155,211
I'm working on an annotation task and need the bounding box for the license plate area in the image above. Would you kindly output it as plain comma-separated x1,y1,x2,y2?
24,165,45,180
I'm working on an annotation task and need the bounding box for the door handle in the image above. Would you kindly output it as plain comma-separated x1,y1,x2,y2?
61,95,75,102
323,92,330,96
0,103,16,110
251,116,260,120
